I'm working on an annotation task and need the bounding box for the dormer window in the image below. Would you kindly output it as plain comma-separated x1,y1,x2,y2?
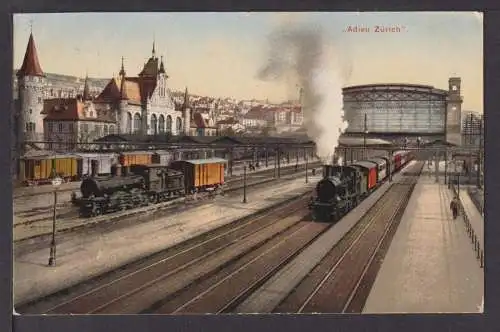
452,85,457,91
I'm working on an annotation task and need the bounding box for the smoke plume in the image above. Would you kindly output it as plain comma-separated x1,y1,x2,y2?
257,25,348,165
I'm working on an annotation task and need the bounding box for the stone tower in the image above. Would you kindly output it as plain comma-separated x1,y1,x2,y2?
182,87,191,135
16,31,46,147
446,77,463,145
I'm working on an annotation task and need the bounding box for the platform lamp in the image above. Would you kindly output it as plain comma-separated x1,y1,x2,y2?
243,165,247,203
305,152,309,184
48,173,63,267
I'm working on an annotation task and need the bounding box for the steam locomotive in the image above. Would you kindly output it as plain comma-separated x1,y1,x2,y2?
309,150,413,222
73,158,226,217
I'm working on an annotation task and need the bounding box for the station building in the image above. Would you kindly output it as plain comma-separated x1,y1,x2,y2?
342,79,463,146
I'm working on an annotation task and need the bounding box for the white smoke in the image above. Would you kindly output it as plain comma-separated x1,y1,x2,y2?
257,24,349,165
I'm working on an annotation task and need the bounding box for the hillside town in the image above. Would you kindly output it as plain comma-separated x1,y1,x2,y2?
12,31,305,154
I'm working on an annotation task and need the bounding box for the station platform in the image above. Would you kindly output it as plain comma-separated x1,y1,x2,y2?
14,174,322,306
363,175,484,313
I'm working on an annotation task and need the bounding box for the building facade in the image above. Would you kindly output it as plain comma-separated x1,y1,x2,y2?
342,78,463,145
43,93,116,150
94,46,190,136
462,110,483,147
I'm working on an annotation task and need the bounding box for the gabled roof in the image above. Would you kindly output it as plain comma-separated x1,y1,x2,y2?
94,77,144,105
17,33,44,77
139,57,159,77
42,98,115,122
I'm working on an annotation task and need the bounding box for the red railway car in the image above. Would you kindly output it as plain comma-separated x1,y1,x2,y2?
351,161,378,191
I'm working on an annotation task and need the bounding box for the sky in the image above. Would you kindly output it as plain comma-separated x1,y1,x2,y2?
13,12,483,112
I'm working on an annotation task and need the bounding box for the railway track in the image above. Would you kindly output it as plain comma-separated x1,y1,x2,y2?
14,166,318,250
14,162,321,223
17,194,315,314
273,161,424,313
18,161,422,315
13,159,316,200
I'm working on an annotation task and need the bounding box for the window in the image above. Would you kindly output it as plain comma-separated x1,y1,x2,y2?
68,123,74,132
48,123,54,132
38,97,42,104
29,109,32,114
58,123,63,132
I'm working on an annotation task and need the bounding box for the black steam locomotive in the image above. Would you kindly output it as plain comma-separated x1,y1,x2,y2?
309,151,412,222
74,164,185,217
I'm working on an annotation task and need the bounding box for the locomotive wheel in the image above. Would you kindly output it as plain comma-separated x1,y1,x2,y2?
149,195,158,204
93,207,103,217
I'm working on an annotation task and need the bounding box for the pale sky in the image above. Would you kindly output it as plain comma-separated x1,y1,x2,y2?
13,12,483,112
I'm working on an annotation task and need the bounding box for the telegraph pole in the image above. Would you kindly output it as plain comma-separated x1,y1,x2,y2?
363,113,368,160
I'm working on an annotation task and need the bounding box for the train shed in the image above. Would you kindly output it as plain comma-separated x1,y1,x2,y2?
336,136,396,163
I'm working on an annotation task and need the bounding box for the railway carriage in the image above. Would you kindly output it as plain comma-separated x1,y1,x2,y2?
379,156,394,176
152,150,175,165
367,157,388,183
23,153,82,185
170,158,227,194
78,152,117,177
350,161,378,192
119,151,154,167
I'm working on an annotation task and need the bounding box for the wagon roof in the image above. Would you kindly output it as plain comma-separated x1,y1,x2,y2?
351,161,377,170
120,151,155,155
367,157,387,165
183,157,228,165
22,151,82,160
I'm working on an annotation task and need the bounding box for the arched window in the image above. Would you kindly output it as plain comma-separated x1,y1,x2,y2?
166,115,172,133
126,112,133,134
133,113,142,133
151,114,158,134
158,115,165,133
176,117,182,133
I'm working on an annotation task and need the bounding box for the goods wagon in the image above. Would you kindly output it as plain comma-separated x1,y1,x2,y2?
170,157,227,194
23,154,82,185
351,161,378,192
367,157,388,182
78,152,117,176
119,151,154,167
152,150,175,165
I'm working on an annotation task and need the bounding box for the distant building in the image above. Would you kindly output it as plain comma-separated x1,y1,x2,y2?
42,91,116,150
462,110,483,147
216,118,245,134
242,106,273,128
190,112,218,136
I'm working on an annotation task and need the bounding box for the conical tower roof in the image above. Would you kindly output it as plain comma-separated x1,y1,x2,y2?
82,73,91,100
17,32,44,77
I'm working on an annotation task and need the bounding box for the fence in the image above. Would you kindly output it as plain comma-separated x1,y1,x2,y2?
450,183,484,269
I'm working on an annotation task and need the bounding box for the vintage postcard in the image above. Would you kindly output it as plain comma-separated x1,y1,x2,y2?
12,12,483,315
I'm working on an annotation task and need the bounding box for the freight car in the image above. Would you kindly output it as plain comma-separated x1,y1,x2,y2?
309,150,413,222
170,158,227,194
22,154,82,186
74,158,227,217
76,164,185,217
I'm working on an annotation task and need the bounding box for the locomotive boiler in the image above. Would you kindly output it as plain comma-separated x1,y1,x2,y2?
75,164,185,217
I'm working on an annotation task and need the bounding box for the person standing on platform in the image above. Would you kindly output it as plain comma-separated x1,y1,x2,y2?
450,196,459,219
